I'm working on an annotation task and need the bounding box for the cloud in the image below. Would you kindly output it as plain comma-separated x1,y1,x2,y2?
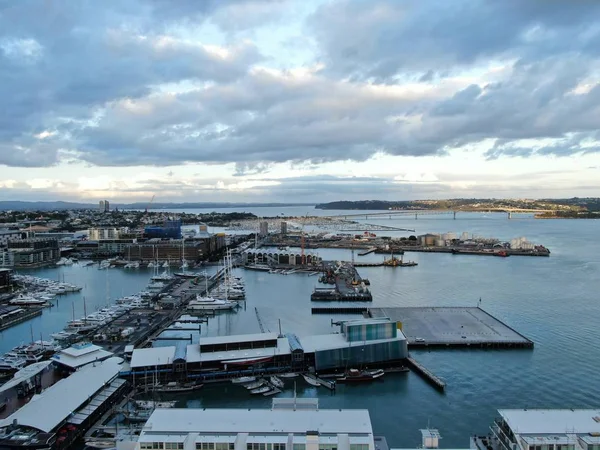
1,0,600,175
309,0,600,80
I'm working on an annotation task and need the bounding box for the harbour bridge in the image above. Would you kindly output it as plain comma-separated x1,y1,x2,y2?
325,208,557,220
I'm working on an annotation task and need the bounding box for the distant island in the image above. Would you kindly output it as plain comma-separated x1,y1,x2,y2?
315,198,600,218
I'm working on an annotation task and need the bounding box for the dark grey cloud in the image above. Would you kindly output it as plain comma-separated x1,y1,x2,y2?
309,0,600,80
1,0,600,169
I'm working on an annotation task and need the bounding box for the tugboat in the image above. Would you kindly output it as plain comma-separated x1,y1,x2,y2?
336,368,385,383
494,250,509,257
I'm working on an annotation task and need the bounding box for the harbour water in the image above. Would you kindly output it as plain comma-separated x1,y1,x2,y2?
3,208,600,448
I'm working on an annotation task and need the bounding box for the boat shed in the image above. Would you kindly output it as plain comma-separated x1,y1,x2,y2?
0,357,126,450
130,346,177,371
52,342,114,372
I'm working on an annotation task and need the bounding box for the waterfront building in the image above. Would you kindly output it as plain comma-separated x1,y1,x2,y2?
281,221,288,235
243,249,322,266
127,319,407,383
99,238,138,254
0,357,127,450
52,342,115,373
127,239,203,262
6,238,59,268
474,409,600,450
88,227,121,240
121,398,377,450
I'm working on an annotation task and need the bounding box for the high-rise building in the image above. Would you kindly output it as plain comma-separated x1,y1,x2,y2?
99,200,110,212
281,221,287,235
259,221,269,237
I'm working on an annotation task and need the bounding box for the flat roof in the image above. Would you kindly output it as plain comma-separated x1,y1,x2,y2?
369,307,530,345
0,361,52,395
0,357,123,433
60,342,104,357
187,338,291,364
52,347,114,369
131,346,176,368
199,332,279,347
299,333,405,353
141,407,373,435
499,409,600,435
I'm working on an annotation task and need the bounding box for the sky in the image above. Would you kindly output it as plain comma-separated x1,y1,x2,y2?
1,0,600,204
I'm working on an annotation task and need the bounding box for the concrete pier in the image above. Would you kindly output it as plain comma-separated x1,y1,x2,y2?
369,307,534,349
406,356,446,392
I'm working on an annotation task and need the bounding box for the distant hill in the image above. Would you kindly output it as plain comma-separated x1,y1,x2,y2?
0,201,314,211
315,198,600,211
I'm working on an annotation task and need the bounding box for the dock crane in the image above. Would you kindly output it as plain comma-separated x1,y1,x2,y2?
145,194,155,213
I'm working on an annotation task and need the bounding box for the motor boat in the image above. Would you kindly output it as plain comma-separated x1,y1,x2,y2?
336,368,385,383
187,295,237,311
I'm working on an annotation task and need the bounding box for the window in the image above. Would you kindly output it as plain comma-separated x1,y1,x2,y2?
350,445,369,450
273,444,285,450
141,443,164,450
198,444,215,450
293,445,306,450
319,445,337,450
165,444,183,450
216,444,233,450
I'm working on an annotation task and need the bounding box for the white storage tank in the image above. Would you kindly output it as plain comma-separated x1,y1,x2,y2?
461,231,469,241
435,239,445,247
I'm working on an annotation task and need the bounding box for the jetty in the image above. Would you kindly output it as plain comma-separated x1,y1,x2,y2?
406,356,445,392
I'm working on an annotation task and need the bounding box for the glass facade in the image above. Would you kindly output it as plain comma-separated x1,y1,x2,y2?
342,322,397,342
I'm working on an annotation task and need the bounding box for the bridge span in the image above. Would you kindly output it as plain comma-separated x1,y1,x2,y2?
326,208,556,220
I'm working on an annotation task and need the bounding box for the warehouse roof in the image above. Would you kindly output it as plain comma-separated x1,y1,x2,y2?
498,409,600,435
199,332,278,346
0,357,123,433
131,346,176,368
141,407,373,435
187,338,290,364
52,343,114,369
299,333,405,353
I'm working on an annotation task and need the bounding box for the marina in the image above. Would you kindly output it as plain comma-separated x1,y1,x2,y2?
0,211,596,449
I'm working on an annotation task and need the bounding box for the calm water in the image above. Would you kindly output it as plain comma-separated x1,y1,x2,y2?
3,208,600,448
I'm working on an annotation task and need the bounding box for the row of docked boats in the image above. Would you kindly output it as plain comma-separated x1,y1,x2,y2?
10,274,82,306
232,375,286,396
0,340,61,375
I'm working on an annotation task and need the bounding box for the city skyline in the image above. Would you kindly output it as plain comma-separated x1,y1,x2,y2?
1,1,599,203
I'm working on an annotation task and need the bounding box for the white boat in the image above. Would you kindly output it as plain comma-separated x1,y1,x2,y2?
279,373,298,378
162,261,170,268
153,381,203,393
250,385,271,394
188,294,236,311
244,379,266,390
134,400,176,409
270,376,284,389
0,356,28,373
263,387,281,397
9,296,48,306
232,376,256,384
302,374,321,387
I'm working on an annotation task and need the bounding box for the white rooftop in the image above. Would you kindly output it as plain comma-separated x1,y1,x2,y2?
300,333,405,353
53,343,114,369
0,361,52,395
187,338,290,364
131,346,176,368
141,407,373,436
0,357,123,433
499,409,600,435
60,342,103,357
199,332,279,347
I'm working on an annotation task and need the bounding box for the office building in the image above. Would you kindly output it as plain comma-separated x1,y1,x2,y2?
259,221,269,237
6,238,59,268
122,398,377,450
99,200,110,212
281,221,288,235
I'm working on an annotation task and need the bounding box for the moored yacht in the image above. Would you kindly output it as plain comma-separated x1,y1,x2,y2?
187,295,236,311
